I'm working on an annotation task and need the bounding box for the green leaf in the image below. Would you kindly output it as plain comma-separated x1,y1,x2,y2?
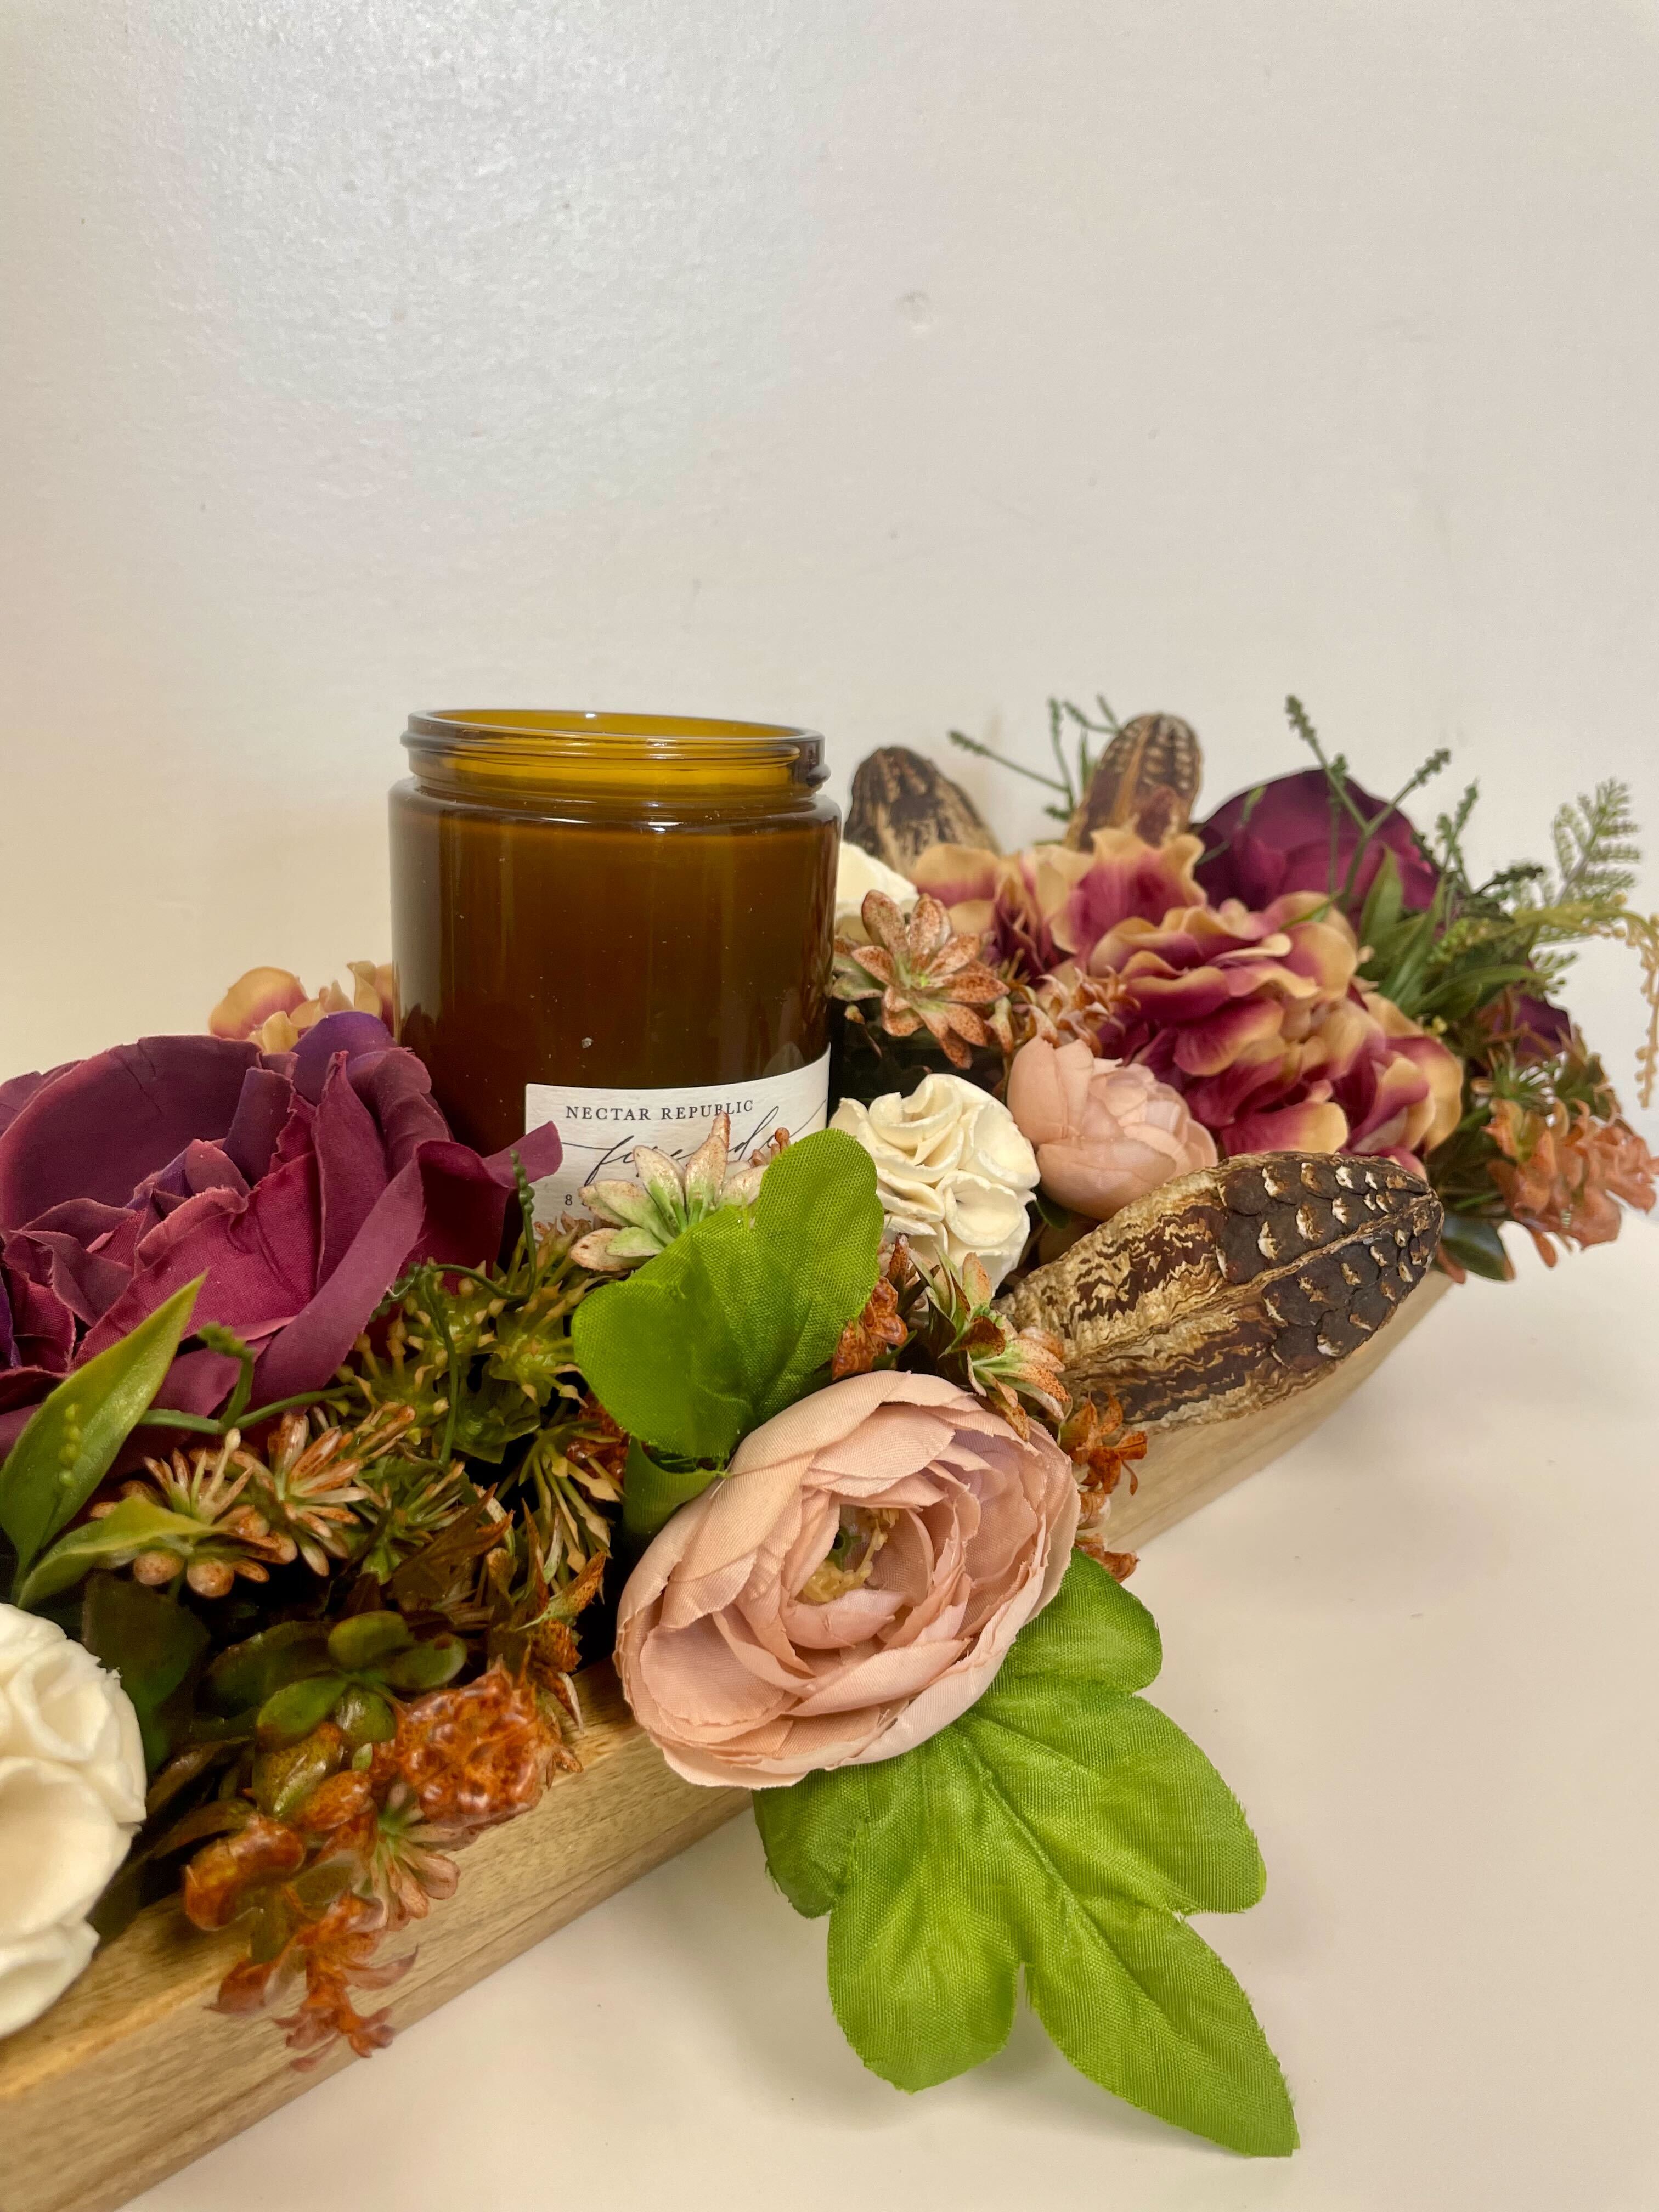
257,1672,349,1745
335,1684,398,1745
755,1556,1297,2157
450,1384,544,1464
80,1573,210,1769
15,1494,205,1609
1357,844,1405,949
0,1277,205,1585
379,1634,465,1692
1438,1211,1513,1282
573,1131,883,1461
622,1435,723,1545
325,1610,413,1672
205,1621,332,1714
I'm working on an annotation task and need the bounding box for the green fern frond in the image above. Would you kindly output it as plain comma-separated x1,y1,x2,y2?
1543,780,1641,905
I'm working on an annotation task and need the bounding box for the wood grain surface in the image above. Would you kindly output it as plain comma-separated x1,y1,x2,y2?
0,1669,743,2212
0,1271,1450,2212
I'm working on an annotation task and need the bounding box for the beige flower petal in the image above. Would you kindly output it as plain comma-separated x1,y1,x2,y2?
0,1759,130,1943
0,1918,100,2040
0,1609,65,1686
832,1079,1038,1288
0,1638,146,1825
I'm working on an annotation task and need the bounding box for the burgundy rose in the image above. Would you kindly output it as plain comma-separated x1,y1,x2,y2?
1475,989,1575,1066
1194,769,1440,913
0,1015,560,1451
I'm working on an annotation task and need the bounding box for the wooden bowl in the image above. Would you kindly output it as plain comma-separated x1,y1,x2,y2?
0,1273,1451,2212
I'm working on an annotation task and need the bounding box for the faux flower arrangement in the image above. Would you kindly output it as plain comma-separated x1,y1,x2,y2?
837,696,1657,1277
0,690,1651,2172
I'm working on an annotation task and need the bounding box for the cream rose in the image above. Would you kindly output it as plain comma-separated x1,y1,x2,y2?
831,1073,1039,1289
615,1372,1079,1787
0,1608,146,2038
0,1617,146,1825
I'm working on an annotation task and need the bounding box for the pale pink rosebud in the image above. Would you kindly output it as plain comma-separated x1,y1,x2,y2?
1006,1037,1217,1220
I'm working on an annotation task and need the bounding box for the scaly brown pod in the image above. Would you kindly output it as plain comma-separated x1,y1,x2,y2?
1000,1151,1443,1430
1063,712,1203,848
846,746,1000,871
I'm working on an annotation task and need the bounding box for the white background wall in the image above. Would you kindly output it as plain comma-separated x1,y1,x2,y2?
4,0,1656,1138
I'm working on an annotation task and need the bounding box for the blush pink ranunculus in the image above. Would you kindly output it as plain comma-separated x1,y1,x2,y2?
614,1372,1080,1788
1007,1038,1218,1218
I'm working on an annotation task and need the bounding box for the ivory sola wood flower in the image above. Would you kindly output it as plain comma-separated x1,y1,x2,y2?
831,1073,1039,1289
0,1607,145,2037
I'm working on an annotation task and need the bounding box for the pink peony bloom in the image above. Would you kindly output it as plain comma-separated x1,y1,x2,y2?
1007,1039,1217,1218
1194,768,1441,913
0,1018,560,1452
614,1372,1079,1788
913,829,1204,977
1087,894,1462,1173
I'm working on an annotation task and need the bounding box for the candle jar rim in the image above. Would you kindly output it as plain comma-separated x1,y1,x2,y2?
402,708,829,808
407,707,821,758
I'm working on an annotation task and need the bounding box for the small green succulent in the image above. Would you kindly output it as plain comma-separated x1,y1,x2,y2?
205,1610,465,1750
569,1112,766,1272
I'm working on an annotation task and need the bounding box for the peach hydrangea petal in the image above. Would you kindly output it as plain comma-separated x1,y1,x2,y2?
909,842,1000,937
208,968,308,1043
1075,888,1462,1176
347,962,398,1027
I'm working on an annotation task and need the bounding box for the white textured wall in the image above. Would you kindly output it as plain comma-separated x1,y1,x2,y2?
3,1,1656,1135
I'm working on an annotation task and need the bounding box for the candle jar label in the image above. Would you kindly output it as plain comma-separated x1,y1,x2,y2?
524,1052,832,1224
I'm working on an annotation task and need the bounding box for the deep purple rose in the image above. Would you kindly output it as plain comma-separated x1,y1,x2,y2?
0,1014,561,1452
1195,769,1440,914
1475,989,1575,1066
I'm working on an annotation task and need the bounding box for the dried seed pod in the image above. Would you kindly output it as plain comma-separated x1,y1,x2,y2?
845,747,1000,870
1063,713,1203,848
999,1151,1442,1429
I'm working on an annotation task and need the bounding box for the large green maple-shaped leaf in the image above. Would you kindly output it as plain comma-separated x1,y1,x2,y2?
754,1555,1297,2156
572,1130,882,1466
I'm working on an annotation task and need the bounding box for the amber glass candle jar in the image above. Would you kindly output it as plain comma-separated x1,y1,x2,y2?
390,710,838,1218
